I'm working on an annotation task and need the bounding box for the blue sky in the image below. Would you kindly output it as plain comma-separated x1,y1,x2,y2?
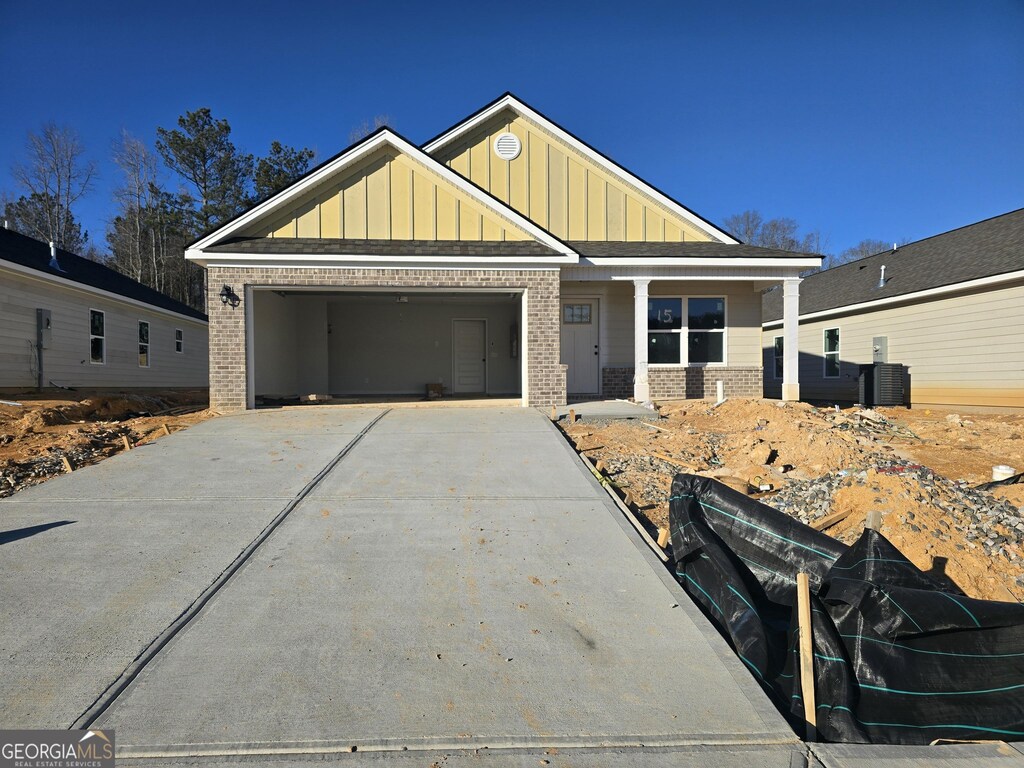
1,0,1021,254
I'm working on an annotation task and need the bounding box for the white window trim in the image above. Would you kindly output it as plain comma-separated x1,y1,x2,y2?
648,294,728,368
773,335,784,380
138,320,151,368
89,308,105,365
823,327,840,379
175,328,184,354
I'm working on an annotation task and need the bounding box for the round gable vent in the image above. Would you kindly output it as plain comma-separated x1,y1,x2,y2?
493,132,522,161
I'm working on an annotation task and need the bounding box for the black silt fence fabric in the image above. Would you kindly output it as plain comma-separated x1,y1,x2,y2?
668,473,1024,744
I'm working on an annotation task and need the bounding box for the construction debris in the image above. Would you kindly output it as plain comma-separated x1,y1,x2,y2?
0,391,210,499
561,398,1024,601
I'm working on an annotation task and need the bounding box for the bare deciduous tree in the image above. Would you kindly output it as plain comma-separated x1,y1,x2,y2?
349,115,393,143
11,122,96,250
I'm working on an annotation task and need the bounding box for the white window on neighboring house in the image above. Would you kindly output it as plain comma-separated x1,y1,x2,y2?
773,336,784,379
687,297,725,364
139,321,150,368
647,297,683,364
824,327,840,378
89,309,105,364
175,328,183,353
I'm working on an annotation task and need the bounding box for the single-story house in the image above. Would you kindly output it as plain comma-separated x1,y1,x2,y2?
0,227,209,392
762,208,1024,411
185,93,821,411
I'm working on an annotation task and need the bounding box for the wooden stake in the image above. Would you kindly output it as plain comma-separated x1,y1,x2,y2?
623,490,634,507
657,527,670,548
810,508,855,532
796,572,817,742
161,423,171,436
865,510,883,530
550,405,557,421
121,435,132,451
568,408,576,423
61,456,73,473
595,459,606,473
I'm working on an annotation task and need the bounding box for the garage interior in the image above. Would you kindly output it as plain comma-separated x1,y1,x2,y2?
250,289,524,402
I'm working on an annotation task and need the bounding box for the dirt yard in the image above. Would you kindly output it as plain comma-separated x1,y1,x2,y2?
0,391,212,499
560,399,1024,601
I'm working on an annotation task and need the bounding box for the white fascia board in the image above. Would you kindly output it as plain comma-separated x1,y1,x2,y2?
189,251,575,268
583,256,821,269
201,258,563,271
762,268,1024,329
1,259,208,325
423,95,740,245
188,130,577,259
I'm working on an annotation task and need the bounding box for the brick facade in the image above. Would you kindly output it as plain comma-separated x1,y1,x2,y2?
649,366,763,400
599,366,763,400
206,267,566,412
601,367,634,399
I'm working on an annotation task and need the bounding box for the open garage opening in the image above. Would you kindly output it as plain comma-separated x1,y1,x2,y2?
249,288,525,406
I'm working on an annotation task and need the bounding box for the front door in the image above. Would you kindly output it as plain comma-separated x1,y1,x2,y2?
560,300,600,395
452,319,486,394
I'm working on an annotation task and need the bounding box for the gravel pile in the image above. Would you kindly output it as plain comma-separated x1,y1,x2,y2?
769,460,1024,565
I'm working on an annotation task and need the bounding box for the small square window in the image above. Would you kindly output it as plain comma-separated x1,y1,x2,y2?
562,304,592,324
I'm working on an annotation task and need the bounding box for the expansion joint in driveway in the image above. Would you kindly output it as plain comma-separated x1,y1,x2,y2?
71,409,391,730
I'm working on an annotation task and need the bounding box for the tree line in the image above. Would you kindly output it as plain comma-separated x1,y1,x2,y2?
2,110,318,311
3,111,896,312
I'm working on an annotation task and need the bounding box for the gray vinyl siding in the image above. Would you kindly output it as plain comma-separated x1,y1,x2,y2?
0,264,208,390
762,279,1024,409
560,280,764,369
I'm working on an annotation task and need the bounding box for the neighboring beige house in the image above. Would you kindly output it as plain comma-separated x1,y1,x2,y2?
762,209,1024,411
0,228,209,392
186,93,820,411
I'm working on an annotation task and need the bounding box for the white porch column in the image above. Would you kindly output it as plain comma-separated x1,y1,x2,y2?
782,277,801,401
633,279,650,402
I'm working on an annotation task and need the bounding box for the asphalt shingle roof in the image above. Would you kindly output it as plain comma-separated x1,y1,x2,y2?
762,208,1024,323
0,228,206,321
569,241,818,260
204,237,562,257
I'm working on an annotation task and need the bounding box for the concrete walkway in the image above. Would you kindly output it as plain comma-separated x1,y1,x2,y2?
1,407,1019,766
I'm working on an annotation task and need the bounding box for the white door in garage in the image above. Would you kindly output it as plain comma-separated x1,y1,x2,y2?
452,319,486,394
561,300,600,394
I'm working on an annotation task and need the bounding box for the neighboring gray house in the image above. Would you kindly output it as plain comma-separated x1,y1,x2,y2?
762,209,1024,411
0,228,209,392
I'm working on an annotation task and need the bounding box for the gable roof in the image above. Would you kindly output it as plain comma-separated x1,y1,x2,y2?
203,238,559,258
0,228,206,321
422,92,740,245
570,241,819,260
186,127,577,263
762,208,1024,323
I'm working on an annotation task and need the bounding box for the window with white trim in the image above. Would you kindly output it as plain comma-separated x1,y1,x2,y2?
647,296,726,365
687,297,725,364
562,304,592,324
823,327,840,378
138,321,150,368
89,310,105,364
647,298,682,364
773,336,784,379
175,328,183,353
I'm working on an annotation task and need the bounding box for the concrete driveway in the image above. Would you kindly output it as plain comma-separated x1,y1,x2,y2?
7,405,994,766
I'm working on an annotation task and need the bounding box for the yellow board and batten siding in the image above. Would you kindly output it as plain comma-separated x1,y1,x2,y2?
431,109,715,243
248,148,529,242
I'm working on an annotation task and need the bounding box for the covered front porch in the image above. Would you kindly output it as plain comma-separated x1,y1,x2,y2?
559,262,804,403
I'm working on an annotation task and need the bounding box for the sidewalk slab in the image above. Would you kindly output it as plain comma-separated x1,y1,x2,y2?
811,742,1024,767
